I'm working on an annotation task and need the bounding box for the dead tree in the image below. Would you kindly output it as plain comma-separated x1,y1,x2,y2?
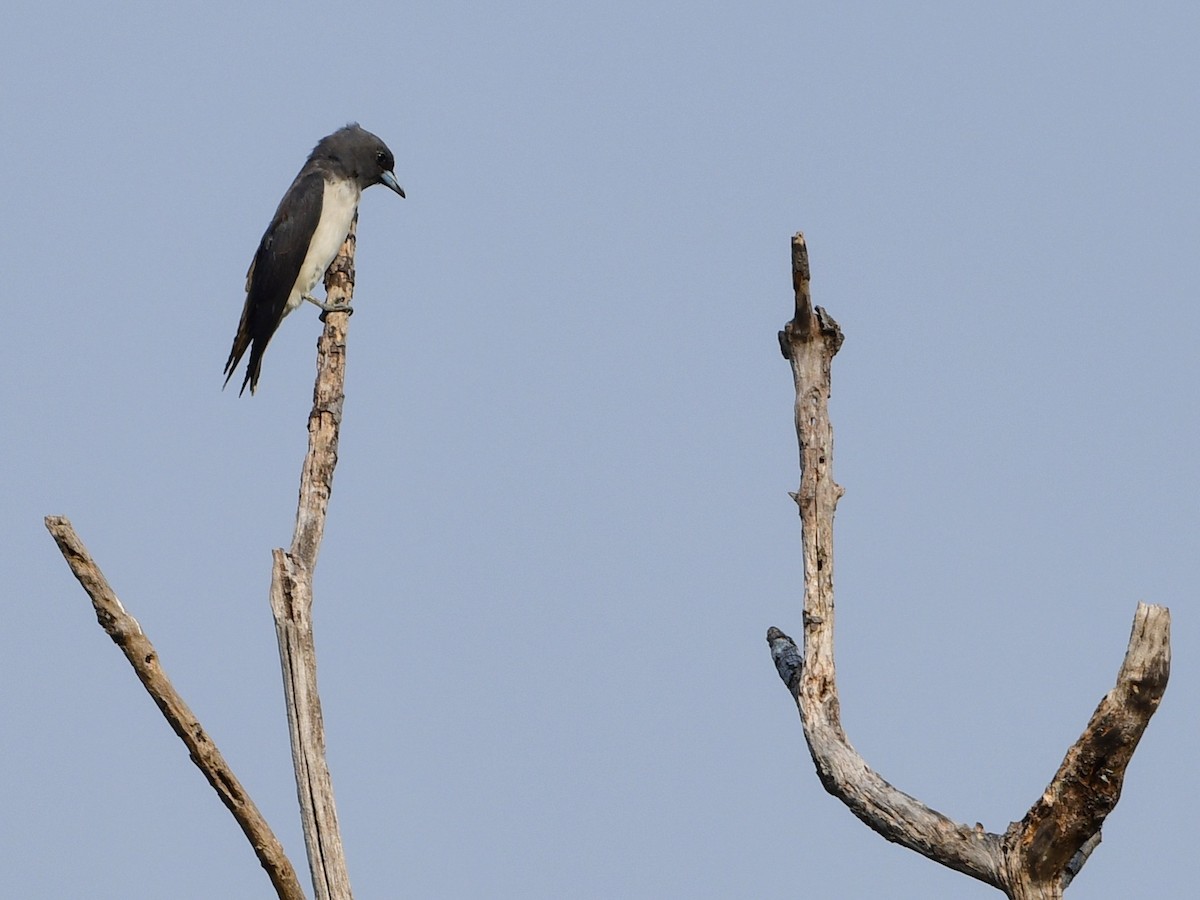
768,232,1170,899
46,221,363,900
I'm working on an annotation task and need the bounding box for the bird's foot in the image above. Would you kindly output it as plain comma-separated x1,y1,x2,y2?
302,293,354,321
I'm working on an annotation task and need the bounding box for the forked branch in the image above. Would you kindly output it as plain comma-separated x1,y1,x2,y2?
767,232,1169,898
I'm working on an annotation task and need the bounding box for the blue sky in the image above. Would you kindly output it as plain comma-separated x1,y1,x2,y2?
3,2,1196,897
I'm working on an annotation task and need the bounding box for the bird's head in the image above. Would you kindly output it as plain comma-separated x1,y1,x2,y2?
318,123,406,198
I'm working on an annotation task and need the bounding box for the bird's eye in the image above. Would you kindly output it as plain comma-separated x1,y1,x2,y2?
376,150,387,164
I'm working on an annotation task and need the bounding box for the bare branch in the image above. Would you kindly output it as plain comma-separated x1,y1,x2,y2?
44,516,306,900
269,217,358,900
1002,602,1170,896
767,232,1169,898
770,235,1002,884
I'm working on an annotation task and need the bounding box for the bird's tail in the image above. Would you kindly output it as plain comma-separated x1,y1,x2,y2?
239,344,267,396
223,312,260,396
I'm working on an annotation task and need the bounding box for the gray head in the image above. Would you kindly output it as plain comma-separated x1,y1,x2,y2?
309,123,405,197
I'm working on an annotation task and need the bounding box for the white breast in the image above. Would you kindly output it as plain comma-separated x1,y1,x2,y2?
285,178,361,314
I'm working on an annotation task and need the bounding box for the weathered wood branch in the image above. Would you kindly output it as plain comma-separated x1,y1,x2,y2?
1000,602,1170,898
767,232,1170,898
43,516,306,900
269,216,358,900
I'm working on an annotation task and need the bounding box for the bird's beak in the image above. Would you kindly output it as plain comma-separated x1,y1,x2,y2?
380,171,405,198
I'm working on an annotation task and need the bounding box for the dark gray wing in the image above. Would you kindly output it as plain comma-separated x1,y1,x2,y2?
223,170,325,395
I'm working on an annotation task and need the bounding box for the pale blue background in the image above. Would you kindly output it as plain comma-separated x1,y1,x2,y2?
3,2,1195,897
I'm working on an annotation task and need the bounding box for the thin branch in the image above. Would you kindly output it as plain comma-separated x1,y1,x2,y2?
771,236,1003,886
269,216,358,900
767,232,1169,898
44,515,306,900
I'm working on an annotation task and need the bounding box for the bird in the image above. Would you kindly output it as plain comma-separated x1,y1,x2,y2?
223,124,405,395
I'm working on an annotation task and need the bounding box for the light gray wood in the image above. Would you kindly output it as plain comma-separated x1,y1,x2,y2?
44,516,307,900
769,232,1170,897
43,221,363,900
269,217,359,900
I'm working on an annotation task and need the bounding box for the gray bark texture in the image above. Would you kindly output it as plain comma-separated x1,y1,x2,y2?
769,232,1170,898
